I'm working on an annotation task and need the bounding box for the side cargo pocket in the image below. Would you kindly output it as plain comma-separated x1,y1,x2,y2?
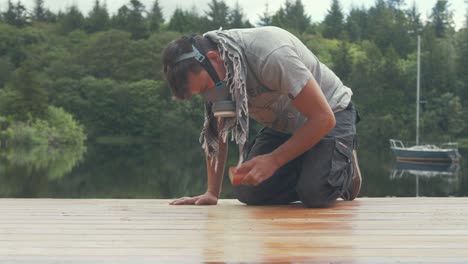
327,136,354,193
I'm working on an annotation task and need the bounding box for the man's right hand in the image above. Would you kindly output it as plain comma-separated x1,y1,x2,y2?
169,191,218,205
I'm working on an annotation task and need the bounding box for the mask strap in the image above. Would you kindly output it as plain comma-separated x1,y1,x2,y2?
174,36,225,90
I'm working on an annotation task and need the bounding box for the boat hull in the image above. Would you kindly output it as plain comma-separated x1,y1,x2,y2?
391,147,460,162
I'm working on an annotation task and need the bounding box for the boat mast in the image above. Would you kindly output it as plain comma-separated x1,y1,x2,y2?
416,34,421,146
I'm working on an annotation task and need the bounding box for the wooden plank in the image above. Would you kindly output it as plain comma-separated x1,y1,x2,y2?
1,256,467,264
0,198,467,263
0,237,467,248
2,229,468,236
1,247,468,258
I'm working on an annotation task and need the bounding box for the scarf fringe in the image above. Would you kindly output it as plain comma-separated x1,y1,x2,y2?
200,30,249,162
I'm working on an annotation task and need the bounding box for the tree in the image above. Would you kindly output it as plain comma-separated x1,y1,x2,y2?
323,0,344,39
331,41,352,81
31,0,56,22
60,5,85,34
112,5,130,29
423,32,457,96
85,0,110,33
112,0,148,39
168,7,205,33
206,0,230,30
9,61,48,120
3,0,29,27
0,57,15,88
229,1,249,28
456,17,468,104
257,3,272,27
365,0,412,56
421,93,464,140
345,7,368,42
272,0,310,33
407,1,422,33
32,0,46,22
128,0,148,39
168,8,188,33
387,0,405,9
148,0,165,32
429,0,454,38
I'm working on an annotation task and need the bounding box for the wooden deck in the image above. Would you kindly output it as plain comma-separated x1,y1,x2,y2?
1,198,468,263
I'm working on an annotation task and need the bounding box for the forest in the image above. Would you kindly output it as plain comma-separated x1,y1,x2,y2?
0,0,467,153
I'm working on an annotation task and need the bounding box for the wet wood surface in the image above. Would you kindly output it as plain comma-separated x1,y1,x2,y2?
1,198,467,263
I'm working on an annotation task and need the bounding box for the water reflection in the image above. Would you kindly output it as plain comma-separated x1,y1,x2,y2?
0,144,86,197
0,142,467,198
390,161,461,197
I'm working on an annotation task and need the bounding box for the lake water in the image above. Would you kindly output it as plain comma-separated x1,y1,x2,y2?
1,140,467,199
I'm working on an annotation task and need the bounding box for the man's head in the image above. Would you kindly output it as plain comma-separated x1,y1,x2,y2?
162,35,225,100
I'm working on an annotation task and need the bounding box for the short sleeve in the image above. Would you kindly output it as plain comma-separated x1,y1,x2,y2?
258,46,314,99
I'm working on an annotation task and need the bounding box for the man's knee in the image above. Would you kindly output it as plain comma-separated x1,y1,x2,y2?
296,184,340,208
236,190,264,205
234,181,298,206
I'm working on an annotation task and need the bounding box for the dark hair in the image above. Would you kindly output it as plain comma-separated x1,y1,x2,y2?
162,35,218,100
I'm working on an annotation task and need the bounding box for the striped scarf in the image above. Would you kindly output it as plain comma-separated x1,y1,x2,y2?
200,30,249,163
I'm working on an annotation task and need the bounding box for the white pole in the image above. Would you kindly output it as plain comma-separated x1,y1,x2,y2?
416,35,421,146
465,1,468,25
416,174,419,197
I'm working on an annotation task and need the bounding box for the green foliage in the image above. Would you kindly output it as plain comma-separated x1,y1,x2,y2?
330,41,352,81
0,0,466,156
359,113,410,151
48,76,204,141
0,56,15,88
167,8,208,33
45,106,86,145
272,0,310,33
421,93,464,141
422,30,457,95
323,0,344,39
3,62,48,120
148,0,164,32
345,7,368,42
3,122,47,146
85,0,110,33
229,2,251,28
429,0,454,38
0,143,86,198
74,30,159,81
302,34,340,65
0,106,86,147
365,0,413,56
206,0,230,30
112,0,149,39
32,0,45,22
127,0,149,39
3,0,29,27
0,24,47,67
257,3,272,27
32,0,55,23
455,25,468,105
407,2,422,34
59,5,85,34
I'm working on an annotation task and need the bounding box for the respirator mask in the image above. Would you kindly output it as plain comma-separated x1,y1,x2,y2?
174,35,236,118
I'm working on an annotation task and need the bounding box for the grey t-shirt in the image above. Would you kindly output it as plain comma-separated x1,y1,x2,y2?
220,26,352,134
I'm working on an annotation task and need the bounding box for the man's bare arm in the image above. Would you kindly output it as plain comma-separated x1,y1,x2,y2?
170,118,228,205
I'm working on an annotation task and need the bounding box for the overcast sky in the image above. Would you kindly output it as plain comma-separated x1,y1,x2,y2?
3,0,467,29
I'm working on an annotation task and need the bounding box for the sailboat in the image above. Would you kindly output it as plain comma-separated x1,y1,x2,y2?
390,139,460,162
389,35,461,163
